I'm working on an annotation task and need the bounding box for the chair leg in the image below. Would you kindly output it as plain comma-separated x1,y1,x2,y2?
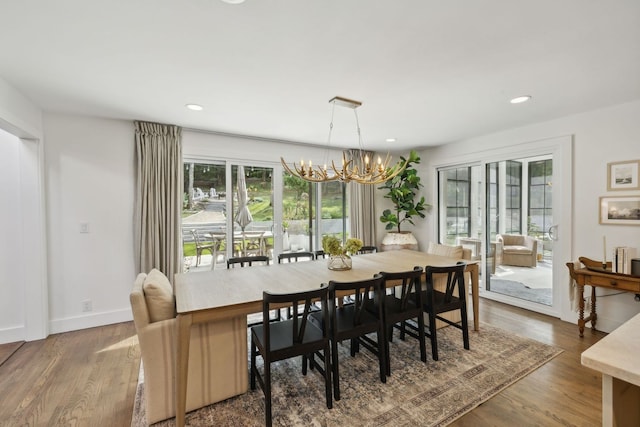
417,312,427,363
349,337,358,357
250,340,257,390
461,305,470,350
323,345,333,409
378,327,389,380
428,311,439,361
331,337,341,401
264,362,272,427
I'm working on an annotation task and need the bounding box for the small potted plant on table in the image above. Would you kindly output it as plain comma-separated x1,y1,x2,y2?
323,236,363,270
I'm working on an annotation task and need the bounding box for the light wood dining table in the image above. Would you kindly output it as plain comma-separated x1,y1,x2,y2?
173,249,479,427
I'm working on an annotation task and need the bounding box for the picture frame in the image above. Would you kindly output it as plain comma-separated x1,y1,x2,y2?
599,196,640,225
607,160,640,191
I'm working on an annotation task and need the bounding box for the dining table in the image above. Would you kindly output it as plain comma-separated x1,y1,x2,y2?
173,249,479,427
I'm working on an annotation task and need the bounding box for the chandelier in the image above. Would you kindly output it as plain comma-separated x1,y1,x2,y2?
280,96,407,185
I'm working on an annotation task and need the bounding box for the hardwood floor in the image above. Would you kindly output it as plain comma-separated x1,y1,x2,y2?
0,299,605,426
0,322,140,427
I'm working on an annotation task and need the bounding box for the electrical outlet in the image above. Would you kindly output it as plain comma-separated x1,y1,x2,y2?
82,299,92,312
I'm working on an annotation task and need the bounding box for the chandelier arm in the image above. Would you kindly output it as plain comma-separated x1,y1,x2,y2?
281,157,341,183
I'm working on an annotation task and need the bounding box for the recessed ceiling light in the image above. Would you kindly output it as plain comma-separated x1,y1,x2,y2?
221,0,245,4
385,138,397,143
185,104,203,111
510,95,532,104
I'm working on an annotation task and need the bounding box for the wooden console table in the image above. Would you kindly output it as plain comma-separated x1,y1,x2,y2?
567,262,640,337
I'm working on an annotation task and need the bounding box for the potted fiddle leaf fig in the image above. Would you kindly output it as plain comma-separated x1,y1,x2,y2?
379,150,429,251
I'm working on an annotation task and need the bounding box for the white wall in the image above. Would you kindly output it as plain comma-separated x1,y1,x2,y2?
0,129,25,340
183,129,344,165
0,76,42,139
0,76,47,343
43,114,136,333
417,99,640,333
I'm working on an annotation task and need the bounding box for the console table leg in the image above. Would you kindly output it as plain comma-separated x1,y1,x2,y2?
590,286,597,331
578,285,585,337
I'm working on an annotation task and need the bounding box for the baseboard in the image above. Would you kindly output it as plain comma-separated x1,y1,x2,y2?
49,308,133,335
0,325,26,345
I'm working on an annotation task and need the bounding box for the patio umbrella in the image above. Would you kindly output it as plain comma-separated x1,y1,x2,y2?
235,165,253,231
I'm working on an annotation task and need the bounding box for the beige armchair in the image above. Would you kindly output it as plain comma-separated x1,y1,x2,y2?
496,234,538,267
130,269,247,425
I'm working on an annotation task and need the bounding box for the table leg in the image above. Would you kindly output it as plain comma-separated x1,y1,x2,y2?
176,313,192,427
591,286,597,332
578,284,585,337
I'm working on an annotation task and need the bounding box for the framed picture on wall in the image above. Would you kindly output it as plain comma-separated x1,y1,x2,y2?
607,160,640,191
600,196,640,225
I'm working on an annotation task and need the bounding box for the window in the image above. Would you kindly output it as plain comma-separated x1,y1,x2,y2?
504,161,522,234
181,159,350,271
528,159,553,258
440,167,472,245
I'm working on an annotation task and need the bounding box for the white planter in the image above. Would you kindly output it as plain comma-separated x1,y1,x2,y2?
380,232,419,252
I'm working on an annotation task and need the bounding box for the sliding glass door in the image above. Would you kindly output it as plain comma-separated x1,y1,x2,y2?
438,153,557,314
484,156,553,307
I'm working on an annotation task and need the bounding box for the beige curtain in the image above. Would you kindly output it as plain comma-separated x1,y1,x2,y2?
345,149,377,246
134,121,183,283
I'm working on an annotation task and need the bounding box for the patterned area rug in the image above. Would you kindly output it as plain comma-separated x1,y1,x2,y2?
131,323,562,427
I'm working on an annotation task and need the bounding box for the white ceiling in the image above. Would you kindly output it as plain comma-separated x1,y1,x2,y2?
1,0,639,150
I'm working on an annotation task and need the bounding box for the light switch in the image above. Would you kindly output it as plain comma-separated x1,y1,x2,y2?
80,222,90,233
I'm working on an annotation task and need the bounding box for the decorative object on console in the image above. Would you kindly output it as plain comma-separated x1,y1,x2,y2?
613,247,638,274
607,160,640,191
281,96,407,185
599,196,640,225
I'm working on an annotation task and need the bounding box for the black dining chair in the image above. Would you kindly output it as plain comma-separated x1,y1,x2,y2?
415,262,469,361
312,274,387,400
357,245,378,254
314,250,327,259
375,267,427,374
226,255,270,268
250,285,332,427
277,251,315,263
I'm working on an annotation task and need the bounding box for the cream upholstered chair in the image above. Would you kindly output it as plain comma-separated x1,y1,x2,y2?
425,242,472,329
496,234,538,267
130,269,247,425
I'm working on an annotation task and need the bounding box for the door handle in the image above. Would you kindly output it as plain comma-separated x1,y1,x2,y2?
548,225,558,241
